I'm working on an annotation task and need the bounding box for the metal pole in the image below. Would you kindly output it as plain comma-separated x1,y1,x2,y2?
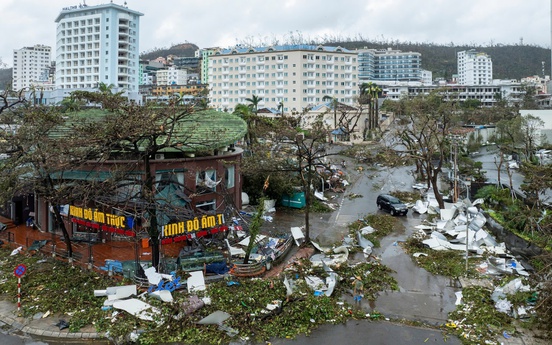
454,142,458,202
465,214,470,276
17,277,21,313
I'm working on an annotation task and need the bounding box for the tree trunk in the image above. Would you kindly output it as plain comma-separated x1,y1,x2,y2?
244,200,264,264
373,97,379,129
143,153,160,269
45,175,73,258
494,155,503,187
428,168,444,209
53,205,73,258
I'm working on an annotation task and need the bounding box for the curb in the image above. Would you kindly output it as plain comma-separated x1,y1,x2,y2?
0,305,104,340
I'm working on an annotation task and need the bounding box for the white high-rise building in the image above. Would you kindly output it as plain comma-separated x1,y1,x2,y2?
209,45,358,113
12,45,52,91
457,50,493,85
54,2,143,100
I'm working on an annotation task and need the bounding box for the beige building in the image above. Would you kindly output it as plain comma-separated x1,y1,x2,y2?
208,45,359,114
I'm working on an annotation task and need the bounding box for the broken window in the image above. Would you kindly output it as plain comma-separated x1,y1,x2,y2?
196,169,218,193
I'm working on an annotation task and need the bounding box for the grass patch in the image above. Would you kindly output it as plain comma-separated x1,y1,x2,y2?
348,213,399,249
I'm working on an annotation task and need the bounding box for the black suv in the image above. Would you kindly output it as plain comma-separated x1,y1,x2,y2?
376,194,408,216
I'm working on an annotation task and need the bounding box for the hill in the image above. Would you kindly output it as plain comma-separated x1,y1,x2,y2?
140,42,199,60
326,40,550,81
0,68,12,90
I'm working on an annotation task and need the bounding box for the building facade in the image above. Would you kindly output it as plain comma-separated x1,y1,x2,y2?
54,2,143,101
208,45,358,113
14,109,247,245
383,82,524,107
173,56,200,72
156,66,188,85
457,50,493,85
358,48,422,83
197,48,218,84
12,45,52,91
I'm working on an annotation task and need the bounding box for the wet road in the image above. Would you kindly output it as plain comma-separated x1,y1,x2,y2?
270,320,460,345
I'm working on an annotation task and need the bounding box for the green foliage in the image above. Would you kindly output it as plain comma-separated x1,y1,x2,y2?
0,248,117,330
447,286,515,344
348,213,399,248
310,199,333,213
0,245,400,344
403,237,470,278
475,185,511,207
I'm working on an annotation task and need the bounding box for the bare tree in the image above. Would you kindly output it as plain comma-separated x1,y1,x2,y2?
76,93,243,269
0,104,116,259
242,116,335,243
393,92,459,208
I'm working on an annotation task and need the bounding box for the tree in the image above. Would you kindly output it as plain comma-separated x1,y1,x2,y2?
393,91,459,208
521,114,545,162
0,106,115,259
359,82,382,130
277,101,285,116
85,96,243,269
1,88,26,114
246,95,262,116
242,116,335,243
496,114,544,162
520,85,539,110
322,95,339,130
496,116,524,159
520,162,552,208
234,103,258,146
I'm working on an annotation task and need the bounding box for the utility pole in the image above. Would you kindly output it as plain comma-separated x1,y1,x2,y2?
454,141,458,203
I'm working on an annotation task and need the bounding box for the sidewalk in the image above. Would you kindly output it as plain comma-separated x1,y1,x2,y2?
0,300,102,340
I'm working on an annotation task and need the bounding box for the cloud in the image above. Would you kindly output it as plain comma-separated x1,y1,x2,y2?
0,0,549,68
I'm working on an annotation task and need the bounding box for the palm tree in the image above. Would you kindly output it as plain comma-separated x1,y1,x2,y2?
322,95,339,129
370,84,382,129
234,103,255,145
97,82,116,94
277,101,285,116
245,95,262,116
359,82,382,130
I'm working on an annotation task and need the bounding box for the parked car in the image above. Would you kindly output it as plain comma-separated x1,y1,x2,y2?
376,194,408,216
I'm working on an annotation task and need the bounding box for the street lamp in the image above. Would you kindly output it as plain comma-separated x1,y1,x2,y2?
464,206,478,276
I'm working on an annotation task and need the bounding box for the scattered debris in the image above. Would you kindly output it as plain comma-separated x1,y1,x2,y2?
10,246,23,256
112,298,160,322
55,319,69,330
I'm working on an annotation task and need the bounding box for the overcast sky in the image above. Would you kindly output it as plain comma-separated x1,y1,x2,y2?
0,0,550,67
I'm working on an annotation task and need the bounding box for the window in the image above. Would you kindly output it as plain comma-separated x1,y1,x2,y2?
196,169,217,192
196,199,216,212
